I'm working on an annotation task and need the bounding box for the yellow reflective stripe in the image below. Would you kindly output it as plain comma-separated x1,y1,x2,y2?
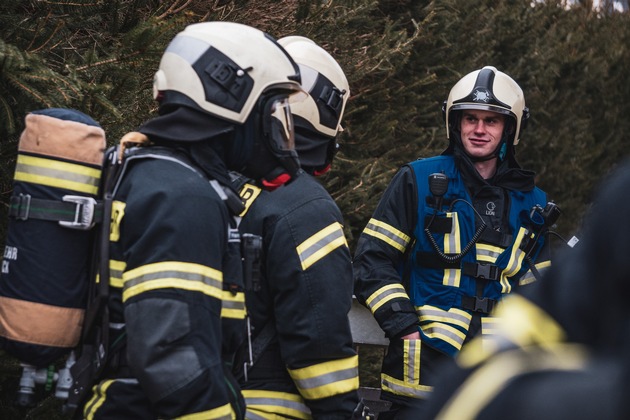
476,243,503,263
500,227,529,293
363,218,410,253
108,259,126,288
421,321,467,350
288,355,359,400
494,294,566,347
84,379,115,420
14,154,101,195
122,261,223,302
365,284,409,313
519,260,551,286
242,390,311,419
435,344,588,420
110,200,125,242
221,290,246,320
457,296,568,370
174,403,232,420
442,267,461,287
444,212,461,254
404,339,421,383
296,222,348,270
381,373,433,398
481,316,500,335
418,305,471,330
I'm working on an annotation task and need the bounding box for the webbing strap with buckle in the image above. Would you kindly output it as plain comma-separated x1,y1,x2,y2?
9,193,103,230
461,296,497,314
462,262,501,281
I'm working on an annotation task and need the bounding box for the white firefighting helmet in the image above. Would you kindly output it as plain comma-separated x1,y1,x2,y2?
278,36,349,138
443,66,529,147
153,21,303,124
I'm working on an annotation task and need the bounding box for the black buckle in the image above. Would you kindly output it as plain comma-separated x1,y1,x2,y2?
319,86,346,114
461,295,497,314
476,263,498,280
463,262,500,280
10,194,32,220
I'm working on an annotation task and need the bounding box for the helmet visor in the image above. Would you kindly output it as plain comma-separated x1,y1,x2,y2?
266,97,295,152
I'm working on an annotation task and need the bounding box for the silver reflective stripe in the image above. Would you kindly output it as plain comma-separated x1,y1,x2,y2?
443,267,459,287
293,366,357,391
445,213,459,254
366,284,408,313
221,300,245,311
245,397,309,414
476,244,503,262
124,269,222,291
405,339,420,383
363,218,410,252
422,322,466,350
296,222,347,270
420,307,470,329
381,376,432,399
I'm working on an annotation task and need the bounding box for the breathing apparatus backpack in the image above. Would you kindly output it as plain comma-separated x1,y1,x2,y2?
0,109,106,368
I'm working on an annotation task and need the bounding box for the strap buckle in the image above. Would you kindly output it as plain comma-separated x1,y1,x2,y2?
461,295,497,314
463,262,500,280
12,193,32,220
59,195,97,230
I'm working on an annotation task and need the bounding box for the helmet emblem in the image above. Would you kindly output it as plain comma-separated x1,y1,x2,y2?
472,89,492,103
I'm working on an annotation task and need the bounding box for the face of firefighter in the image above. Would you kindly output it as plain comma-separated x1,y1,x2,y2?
459,109,506,162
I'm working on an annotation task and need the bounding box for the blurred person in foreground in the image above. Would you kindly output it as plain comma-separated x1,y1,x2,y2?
425,158,630,419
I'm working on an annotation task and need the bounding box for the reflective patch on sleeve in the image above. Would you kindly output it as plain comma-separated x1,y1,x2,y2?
122,261,223,302
362,218,410,253
366,284,410,313
287,355,359,400
296,222,348,271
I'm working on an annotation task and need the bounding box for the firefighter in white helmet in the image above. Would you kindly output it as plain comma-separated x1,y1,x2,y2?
80,21,303,420
231,35,361,419
353,66,555,417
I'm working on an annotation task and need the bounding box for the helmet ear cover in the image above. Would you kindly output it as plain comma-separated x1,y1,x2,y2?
521,107,530,132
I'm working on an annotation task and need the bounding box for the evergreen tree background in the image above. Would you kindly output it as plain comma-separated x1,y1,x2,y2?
0,0,629,417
